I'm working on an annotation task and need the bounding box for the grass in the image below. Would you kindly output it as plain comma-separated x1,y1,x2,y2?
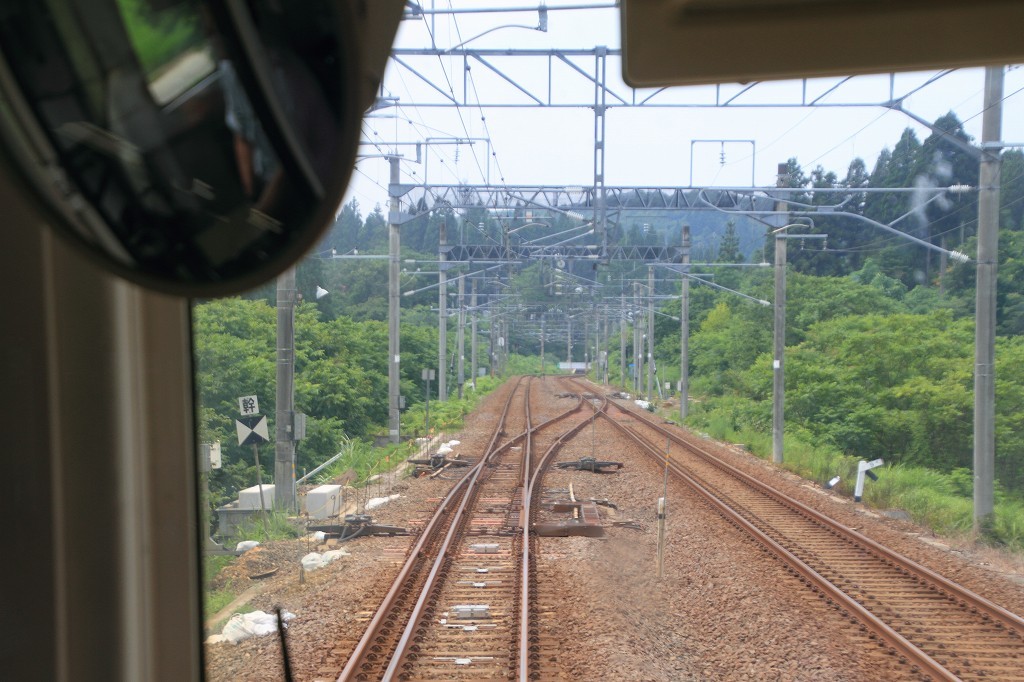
116,0,203,76
204,554,235,583
313,376,504,490
676,397,1024,553
203,554,240,624
234,510,302,542
402,375,502,440
205,585,238,619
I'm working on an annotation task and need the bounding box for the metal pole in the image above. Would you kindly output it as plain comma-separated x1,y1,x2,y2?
633,283,641,394
540,316,546,374
594,47,608,250
656,497,666,579
438,220,448,401
457,272,465,398
388,157,402,444
620,292,626,389
680,224,691,421
601,310,608,385
772,165,788,465
584,321,590,375
253,444,269,538
974,65,1003,534
497,318,504,375
647,265,655,401
424,369,432,438
274,266,296,510
567,316,572,369
772,234,787,465
471,278,478,388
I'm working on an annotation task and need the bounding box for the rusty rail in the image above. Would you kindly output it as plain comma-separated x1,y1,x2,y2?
590,386,1024,681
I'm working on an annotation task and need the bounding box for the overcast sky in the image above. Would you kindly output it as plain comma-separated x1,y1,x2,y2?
343,2,1024,212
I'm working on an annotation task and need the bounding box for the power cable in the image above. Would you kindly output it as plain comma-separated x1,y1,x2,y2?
417,11,491,186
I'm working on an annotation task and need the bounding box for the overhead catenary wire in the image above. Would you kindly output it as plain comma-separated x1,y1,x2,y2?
416,10,492,186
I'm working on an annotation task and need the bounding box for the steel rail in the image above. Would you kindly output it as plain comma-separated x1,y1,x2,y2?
381,377,582,680
380,377,532,680
601,407,956,681
518,387,606,680
595,392,1024,680
337,376,526,681
369,377,586,680
607,395,1024,639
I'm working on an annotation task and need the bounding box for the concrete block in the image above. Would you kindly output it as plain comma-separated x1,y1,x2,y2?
306,484,342,519
238,484,275,510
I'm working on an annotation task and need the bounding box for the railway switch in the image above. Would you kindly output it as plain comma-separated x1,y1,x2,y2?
308,514,408,541
555,456,624,473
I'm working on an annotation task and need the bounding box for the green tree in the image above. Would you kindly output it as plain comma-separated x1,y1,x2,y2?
717,221,743,263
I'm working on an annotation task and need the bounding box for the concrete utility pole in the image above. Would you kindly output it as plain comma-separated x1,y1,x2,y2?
489,314,496,377
772,164,788,465
647,265,655,400
974,65,1003,534
680,224,691,421
540,315,546,374
633,282,642,394
602,310,609,385
772,232,786,465
497,318,504,374
566,316,573,368
457,272,466,398
470,278,478,388
388,157,402,444
274,266,296,510
620,292,627,389
438,220,448,401
772,230,826,465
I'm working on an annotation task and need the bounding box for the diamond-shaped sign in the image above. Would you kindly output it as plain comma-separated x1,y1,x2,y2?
236,415,270,446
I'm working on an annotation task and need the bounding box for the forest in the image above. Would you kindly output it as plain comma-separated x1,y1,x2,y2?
195,111,1024,542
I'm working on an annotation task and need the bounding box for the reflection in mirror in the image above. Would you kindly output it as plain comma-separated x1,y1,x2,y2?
0,0,362,295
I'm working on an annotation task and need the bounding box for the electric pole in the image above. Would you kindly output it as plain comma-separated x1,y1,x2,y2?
567,316,572,368
471,278,478,388
620,291,627,389
540,315,546,374
438,220,448,401
680,224,691,420
633,282,641,394
974,65,1003,534
772,164,788,465
457,272,466,398
274,266,296,510
388,156,401,444
647,265,655,401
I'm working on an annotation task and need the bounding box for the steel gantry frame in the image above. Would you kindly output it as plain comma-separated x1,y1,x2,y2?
377,46,968,251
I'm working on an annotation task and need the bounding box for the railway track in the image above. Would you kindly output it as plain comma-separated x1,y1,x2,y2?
338,376,591,681
585,383,1024,681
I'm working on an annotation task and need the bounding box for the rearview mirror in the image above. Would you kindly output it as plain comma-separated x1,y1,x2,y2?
0,0,402,295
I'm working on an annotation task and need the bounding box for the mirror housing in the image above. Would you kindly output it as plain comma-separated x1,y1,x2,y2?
0,0,403,296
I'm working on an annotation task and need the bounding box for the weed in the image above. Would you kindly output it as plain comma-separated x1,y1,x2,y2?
678,397,1024,554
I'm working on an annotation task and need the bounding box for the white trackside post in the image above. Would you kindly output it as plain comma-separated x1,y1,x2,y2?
855,458,884,502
